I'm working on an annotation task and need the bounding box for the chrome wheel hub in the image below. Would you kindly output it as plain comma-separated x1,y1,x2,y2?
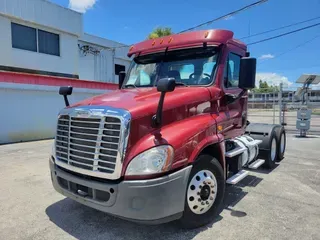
187,170,218,214
271,138,277,161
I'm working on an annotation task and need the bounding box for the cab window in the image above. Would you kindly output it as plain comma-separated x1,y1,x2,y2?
224,53,241,88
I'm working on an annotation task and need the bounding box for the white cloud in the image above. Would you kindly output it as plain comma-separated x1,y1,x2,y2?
69,0,97,13
256,72,292,88
259,54,275,60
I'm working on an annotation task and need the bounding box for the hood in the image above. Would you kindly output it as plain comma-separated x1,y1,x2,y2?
71,87,218,120
71,86,222,161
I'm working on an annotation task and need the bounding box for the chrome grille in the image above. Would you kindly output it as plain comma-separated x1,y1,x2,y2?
55,112,125,177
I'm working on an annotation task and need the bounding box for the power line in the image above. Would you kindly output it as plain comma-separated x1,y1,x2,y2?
113,6,319,51
259,35,320,65
112,0,269,50
248,22,320,46
178,0,268,34
240,16,320,40
259,35,320,66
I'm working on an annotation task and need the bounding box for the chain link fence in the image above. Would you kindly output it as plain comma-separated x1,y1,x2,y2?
247,84,320,135
281,86,320,135
248,88,280,125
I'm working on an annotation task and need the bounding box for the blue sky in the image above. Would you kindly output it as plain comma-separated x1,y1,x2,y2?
51,0,320,89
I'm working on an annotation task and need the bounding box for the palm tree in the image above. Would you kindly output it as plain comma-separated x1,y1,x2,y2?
147,27,173,39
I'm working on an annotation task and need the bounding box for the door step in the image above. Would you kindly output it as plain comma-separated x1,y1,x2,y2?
225,146,246,158
226,170,249,185
248,159,265,169
245,139,262,147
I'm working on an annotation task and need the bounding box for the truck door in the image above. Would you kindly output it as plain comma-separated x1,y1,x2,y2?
221,51,247,139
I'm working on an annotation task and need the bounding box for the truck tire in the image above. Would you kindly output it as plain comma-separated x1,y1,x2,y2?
179,155,225,229
262,130,277,169
274,126,286,161
245,123,280,169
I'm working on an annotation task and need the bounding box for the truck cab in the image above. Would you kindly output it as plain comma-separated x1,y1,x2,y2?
50,29,286,228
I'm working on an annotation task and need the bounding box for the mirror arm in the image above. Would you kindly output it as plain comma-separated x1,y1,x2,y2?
63,95,70,107
152,92,166,127
226,90,246,105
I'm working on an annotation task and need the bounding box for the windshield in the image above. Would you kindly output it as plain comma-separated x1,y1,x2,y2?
123,47,219,88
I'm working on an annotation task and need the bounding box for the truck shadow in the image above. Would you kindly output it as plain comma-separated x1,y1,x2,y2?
45,176,262,240
223,175,263,218
45,198,221,240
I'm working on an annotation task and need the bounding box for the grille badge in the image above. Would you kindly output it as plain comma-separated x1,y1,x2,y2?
74,108,105,118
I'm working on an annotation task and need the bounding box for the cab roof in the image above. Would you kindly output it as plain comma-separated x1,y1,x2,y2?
128,29,247,57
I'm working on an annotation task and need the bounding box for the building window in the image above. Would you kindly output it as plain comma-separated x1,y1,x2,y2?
38,30,60,56
224,53,241,88
115,64,126,75
11,23,37,52
11,22,60,56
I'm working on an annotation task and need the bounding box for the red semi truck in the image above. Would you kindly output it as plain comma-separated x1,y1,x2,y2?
50,29,286,228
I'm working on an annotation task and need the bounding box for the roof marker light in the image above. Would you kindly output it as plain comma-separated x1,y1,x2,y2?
152,40,156,46
204,31,209,38
160,39,164,44
168,37,173,43
129,46,134,51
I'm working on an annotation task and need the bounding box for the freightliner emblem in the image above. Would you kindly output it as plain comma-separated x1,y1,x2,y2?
74,108,104,117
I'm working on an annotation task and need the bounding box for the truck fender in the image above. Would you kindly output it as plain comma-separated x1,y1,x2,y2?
188,133,225,173
245,123,281,150
122,114,218,176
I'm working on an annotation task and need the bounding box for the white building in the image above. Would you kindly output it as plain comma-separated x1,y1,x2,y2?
0,0,131,83
0,0,132,144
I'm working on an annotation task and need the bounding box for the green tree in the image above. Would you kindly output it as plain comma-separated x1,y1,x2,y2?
252,80,279,93
147,27,173,39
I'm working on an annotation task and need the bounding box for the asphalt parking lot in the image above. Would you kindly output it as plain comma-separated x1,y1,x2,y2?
1,134,320,240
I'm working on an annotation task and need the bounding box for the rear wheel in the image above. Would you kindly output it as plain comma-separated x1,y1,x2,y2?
179,155,225,229
276,128,286,161
263,131,277,169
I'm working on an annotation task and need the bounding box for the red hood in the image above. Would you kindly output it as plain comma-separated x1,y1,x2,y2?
71,87,217,119
71,86,222,171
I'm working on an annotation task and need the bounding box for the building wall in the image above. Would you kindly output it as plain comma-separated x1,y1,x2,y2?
0,0,132,84
0,72,117,144
0,15,79,76
78,36,131,83
0,0,82,36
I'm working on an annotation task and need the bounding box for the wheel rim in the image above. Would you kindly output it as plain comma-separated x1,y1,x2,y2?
271,138,277,161
280,133,285,154
187,170,218,215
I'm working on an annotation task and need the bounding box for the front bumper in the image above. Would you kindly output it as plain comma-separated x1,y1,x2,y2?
49,158,192,224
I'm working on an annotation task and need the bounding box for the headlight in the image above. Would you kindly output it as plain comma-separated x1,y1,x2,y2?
126,145,174,176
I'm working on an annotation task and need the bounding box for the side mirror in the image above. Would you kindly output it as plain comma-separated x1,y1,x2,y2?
119,71,126,89
59,86,73,96
157,77,176,92
239,57,256,89
152,78,176,128
59,86,73,107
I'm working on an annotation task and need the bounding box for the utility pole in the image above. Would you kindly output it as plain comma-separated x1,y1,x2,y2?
279,83,283,125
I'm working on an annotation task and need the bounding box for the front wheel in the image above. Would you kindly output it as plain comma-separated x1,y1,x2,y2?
179,155,225,229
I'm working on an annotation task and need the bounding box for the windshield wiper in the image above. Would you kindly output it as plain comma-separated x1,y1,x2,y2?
175,82,188,87
124,84,137,89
